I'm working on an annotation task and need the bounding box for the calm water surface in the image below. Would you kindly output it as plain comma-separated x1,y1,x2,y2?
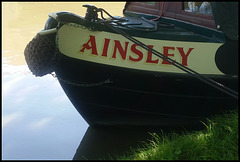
2,2,126,160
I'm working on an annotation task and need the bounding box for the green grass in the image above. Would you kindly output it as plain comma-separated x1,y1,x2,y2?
112,109,238,160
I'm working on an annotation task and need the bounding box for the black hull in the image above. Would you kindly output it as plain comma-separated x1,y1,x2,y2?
23,4,238,128
55,53,238,127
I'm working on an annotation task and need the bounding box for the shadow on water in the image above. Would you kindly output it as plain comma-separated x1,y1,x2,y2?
73,124,206,160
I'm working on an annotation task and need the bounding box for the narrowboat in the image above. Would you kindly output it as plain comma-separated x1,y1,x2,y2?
24,2,238,127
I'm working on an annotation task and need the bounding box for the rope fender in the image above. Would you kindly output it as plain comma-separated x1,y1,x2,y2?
24,34,56,77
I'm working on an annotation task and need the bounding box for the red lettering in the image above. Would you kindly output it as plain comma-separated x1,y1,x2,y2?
162,46,175,65
176,47,194,66
129,44,143,62
146,45,159,64
101,38,110,57
112,40,129,60
80,35,98,55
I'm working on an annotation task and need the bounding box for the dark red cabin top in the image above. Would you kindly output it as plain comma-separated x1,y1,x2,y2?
123,2,217,29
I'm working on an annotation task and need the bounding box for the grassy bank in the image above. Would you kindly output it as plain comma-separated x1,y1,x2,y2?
113,109,238,160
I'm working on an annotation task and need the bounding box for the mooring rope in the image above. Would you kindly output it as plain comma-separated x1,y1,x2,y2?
102,21,238,99
42,7,238,99
92,8,238,99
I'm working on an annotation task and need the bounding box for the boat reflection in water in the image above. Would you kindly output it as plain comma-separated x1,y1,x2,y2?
73,124,205,160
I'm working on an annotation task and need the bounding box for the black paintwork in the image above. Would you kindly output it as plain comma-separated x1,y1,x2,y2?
43,9,238,127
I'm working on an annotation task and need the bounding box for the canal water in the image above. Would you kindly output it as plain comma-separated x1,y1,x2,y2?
2,2,206,160
2,2,125,160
